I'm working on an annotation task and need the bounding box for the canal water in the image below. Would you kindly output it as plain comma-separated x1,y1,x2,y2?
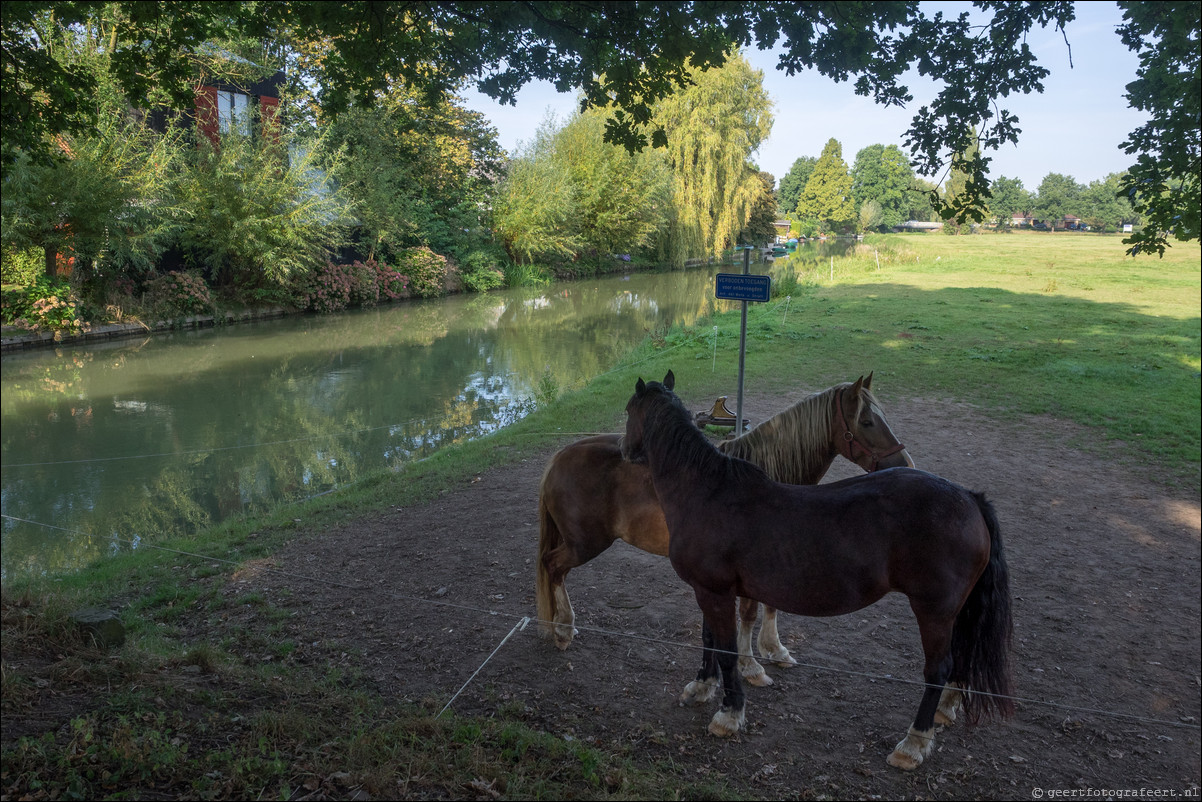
1,246,851,578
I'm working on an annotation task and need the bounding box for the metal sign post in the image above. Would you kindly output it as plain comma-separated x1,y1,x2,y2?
713,249,771,436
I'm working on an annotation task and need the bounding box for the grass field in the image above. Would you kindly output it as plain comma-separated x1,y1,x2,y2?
2,230,1198,800
638,230,1200,487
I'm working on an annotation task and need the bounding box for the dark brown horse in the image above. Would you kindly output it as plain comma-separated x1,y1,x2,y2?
621,372,1013,770
537,375,911,685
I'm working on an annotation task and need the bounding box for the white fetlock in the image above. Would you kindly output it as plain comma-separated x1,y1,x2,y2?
935,684,963,726
761,644,798,668
679,677,719,705
552,621,576,650
739,655,774,687
757,626,798,668
708,706,745,737
887,726,935,771
552,587,576,650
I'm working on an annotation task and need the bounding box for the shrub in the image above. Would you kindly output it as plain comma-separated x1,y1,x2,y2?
294,262,355,313
1,247,45,286
170,129,352,289
393,247,448,298
458,250,505,293
347,260,380,307
370,259,409,300
502,261,551,288
1,276,88,337
144,271,214,318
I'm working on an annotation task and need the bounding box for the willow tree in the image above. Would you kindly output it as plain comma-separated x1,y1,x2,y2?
491,117,580,265
552,110,673,258
651,52,773,266
491,109,672,265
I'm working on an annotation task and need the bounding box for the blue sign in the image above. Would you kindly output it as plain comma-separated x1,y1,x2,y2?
715,273,772,303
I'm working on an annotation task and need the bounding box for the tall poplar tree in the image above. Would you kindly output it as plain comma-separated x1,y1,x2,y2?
651,52,773,266
795,138,855,233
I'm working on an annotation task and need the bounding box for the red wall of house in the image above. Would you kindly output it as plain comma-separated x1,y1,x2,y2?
259,96,280,144
194,86,220,147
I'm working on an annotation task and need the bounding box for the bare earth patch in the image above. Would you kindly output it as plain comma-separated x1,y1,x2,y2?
248,389,1201,799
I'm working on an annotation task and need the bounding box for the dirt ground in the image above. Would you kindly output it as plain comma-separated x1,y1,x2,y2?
246,387,1201,800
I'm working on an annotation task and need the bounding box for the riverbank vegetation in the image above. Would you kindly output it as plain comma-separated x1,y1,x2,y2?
2,232,1198,798
5,3,1197,343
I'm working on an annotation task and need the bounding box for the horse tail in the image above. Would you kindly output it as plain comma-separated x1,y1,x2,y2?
951,491,1015,723
535,478,560,639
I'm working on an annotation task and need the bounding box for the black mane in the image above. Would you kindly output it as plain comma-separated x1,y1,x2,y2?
639,382,771,489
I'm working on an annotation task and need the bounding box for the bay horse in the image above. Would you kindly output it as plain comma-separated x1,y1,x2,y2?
536,374,912,685
621,372,1013,770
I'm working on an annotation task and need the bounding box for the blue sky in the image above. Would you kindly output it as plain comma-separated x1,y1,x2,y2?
459,2,1147,192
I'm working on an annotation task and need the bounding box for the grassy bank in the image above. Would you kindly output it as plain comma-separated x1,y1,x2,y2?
3,230,1198,799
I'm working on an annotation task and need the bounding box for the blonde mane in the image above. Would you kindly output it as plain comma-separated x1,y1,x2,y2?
717,382,876,485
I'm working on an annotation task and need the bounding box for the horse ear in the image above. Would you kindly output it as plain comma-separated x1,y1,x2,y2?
636,377,646,394
864,371,874,390
663,370,675,391
852,375,866,396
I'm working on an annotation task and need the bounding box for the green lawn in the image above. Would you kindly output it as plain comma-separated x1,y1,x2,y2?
3,229,1198,800
631,231,1200,488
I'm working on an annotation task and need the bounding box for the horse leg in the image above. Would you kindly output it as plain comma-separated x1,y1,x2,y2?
680,619,720,705
737,597,772,687
935,682,965,726
693,589,746,737
756,605,799,668
887,616,953,771
537,494,623,650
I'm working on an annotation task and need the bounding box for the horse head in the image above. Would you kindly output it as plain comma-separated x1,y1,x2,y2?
836,372,913,471
622,370,675,463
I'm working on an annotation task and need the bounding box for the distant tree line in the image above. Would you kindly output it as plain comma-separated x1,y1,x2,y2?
776,141,1141,235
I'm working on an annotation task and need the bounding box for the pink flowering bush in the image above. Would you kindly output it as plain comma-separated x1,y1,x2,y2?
371,259,409,300
347,260,380,307
295,259,412,312
145,271,214,317
294,262,355,313
1,277,89,338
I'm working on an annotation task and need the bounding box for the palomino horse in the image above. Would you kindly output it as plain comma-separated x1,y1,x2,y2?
621,372,1013,770
536,375,912,685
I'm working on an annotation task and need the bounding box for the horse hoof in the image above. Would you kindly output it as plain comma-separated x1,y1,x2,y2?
934,709,956,727
888,726,934,771
743,670,774,687
769,651,798,669
679,678,719,705
707,708,744,737
738,658,774,686
886,749,922,771
552,626,576,650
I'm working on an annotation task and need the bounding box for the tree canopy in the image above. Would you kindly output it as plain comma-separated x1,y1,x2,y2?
988,177,1034,225
795,138,855,233
851,144,921,230
777,156,817,218
653,52,773,265
4,1,1198,254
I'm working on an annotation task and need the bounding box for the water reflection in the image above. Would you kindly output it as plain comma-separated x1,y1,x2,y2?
2,244,854,578
0,266,715,577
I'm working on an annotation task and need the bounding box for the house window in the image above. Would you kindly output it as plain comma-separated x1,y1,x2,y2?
216,90,251,135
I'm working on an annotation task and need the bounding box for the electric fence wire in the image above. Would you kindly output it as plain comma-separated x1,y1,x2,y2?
4,512,1199,734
